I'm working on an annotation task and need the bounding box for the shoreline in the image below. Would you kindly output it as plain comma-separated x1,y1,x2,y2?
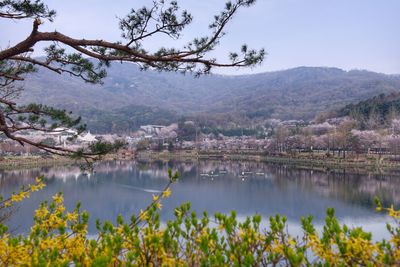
136,150,400,175
2,150,400,175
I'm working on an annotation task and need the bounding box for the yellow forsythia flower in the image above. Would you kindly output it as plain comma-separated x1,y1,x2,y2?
139,209,149,220
162,188,172,198
11,192,27,202
155,202,162,210
152,194,159,202
52,194,64,204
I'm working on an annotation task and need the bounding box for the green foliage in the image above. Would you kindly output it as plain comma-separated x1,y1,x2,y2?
44,45,108,84
0,0,56,20
1,193,400,265
1,177,400,265
18,103,84,131
200,126,268,138
246,108,274,119
136,139,150,151
177,120,196,141
39,137,56,147
88,140,126,155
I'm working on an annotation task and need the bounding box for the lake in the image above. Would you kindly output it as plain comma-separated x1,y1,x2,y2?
0,160,397,240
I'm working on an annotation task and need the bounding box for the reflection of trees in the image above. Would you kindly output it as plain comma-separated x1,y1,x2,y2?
132,160,400,209
180,161,400,208
1,160,399,211
260,166,400,208
1,159,397,234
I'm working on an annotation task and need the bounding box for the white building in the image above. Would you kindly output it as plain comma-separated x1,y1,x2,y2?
140,125,166,135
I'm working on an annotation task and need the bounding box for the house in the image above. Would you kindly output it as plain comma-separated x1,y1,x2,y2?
77,131,97,143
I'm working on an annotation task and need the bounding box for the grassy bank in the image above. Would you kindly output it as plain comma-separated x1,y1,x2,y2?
0,153,130,170
136,150,198,161
0,156,78,170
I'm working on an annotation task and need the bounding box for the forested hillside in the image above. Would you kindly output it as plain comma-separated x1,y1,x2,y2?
330,92,400,129
19,63,400,133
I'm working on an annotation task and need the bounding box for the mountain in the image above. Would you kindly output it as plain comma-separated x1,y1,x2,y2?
18,64,400,133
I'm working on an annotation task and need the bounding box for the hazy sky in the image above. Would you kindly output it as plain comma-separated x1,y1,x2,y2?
1,0,399,75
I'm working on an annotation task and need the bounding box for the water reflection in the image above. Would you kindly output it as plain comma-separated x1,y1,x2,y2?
0,160,397,239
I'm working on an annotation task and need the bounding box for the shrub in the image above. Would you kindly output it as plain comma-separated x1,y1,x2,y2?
0,174,399,266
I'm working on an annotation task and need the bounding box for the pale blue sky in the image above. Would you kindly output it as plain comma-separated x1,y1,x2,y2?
1,0,399,75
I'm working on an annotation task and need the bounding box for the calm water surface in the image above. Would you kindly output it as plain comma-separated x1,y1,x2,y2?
0,160,398,239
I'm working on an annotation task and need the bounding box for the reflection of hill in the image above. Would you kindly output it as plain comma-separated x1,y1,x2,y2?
0,160,395,233
180,161,400,208
266,167,400,208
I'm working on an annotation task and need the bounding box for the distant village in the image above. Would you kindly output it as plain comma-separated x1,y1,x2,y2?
2,116,400,158
0,121,267,156
0,120,290,156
